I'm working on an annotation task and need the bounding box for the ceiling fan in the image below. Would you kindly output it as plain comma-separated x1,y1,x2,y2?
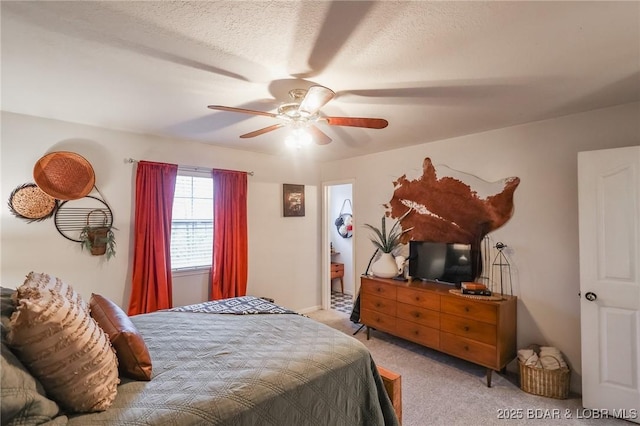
207,85,388,145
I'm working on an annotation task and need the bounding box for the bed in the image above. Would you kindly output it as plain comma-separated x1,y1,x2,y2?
1,283,399,426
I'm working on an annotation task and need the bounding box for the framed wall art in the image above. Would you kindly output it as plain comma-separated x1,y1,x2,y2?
283,184,305,217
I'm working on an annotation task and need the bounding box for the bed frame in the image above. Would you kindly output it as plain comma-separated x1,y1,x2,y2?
378,366,402,424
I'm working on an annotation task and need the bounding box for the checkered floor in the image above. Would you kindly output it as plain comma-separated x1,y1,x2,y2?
330,291,353,314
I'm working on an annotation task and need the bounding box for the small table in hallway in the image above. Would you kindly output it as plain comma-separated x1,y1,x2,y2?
330,262,344,293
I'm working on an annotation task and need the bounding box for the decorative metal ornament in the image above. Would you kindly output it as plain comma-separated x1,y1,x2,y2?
54,196,113,242
490,241,513,296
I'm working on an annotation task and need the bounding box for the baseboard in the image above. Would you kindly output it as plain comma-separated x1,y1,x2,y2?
297,305,322,315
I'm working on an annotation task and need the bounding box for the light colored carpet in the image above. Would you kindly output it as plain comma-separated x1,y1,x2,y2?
306,309,630,426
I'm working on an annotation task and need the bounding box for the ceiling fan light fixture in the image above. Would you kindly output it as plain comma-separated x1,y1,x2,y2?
298,85,335,116
285,128,313,149
278,102,303,119
288,89,307,101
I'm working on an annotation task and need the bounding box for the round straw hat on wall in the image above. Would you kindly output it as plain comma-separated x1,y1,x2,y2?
33,151,95,200
8,183,58,222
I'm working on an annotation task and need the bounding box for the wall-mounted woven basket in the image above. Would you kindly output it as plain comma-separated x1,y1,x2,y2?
8,183,57,222
83,209,110,256
33,151,95,200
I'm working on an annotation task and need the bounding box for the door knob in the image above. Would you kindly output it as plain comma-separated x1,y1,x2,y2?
585,292,597,302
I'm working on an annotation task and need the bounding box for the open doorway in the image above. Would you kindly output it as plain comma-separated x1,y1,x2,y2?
323,181,355,314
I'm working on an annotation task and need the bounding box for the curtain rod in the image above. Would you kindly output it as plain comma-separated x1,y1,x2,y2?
125,158,254,176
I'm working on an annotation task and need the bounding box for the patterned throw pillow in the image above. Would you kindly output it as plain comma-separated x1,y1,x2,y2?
18,272,89,314
7,286,119,413
1,287,63,424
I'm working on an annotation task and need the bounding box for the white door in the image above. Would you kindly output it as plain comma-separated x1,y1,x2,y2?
578,145,640,422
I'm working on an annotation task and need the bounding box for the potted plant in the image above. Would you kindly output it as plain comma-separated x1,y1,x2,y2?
79,210,116,259
363,209,413,278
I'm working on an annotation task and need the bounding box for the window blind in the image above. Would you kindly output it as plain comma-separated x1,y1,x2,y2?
170,175,213,269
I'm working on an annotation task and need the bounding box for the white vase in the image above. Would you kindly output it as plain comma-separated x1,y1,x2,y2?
371,253,399,278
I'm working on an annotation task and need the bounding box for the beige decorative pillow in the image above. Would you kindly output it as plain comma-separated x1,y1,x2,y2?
7,287,119,413
1,287,63,424
19,271,89,314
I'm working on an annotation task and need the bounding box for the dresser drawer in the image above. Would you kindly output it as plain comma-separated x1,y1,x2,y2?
440,332,497,368
397,302,439,328
397,287,440,311
396,318,439,348
361,278,397,300
440,313,496,345
330,262,344,279
361,310,396,334
362,294,396,316
441,296,497,324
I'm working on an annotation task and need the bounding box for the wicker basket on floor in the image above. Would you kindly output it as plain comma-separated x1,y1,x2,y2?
519,354,570,399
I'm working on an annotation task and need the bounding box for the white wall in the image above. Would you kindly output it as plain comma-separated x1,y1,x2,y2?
319,102,640,393
0,111,321,312
247,181,320,311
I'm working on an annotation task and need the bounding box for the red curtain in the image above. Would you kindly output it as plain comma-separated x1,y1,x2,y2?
128,161,178,315
211,169,248,300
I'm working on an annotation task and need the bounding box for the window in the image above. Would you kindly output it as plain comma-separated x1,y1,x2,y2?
170,174,213,270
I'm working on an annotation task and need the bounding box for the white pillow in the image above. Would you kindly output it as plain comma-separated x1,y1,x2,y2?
7,286,119,413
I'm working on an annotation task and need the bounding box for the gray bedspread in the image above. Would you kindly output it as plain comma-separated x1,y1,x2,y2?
66,310,398,425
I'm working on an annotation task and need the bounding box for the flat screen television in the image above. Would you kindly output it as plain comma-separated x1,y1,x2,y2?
408,241,476,287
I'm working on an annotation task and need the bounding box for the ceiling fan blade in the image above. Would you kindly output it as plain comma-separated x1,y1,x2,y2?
239,124,284,138
324,117,389,129
298,85,335,116
307,125,332,145
208,105,277,118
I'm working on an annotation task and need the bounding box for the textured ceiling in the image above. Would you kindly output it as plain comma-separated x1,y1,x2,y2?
2,1,639,162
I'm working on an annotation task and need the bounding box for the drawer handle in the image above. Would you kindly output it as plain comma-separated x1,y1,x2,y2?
375,303,381,308
464,307,470,312
464,345,469,351
413,313,420,318
463,326,470,332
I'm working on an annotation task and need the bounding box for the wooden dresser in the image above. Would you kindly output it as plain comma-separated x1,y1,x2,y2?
360,276,517,386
